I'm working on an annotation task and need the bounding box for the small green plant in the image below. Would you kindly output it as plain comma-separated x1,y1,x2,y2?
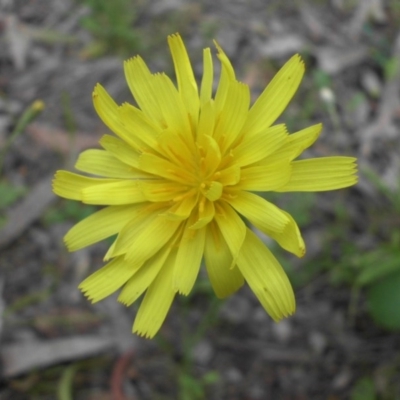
177,280,221,400
326,165,400,330
0,181,27,214
350,377,377,400
0,100,44,177
0,100,44,226
43,200,97,225
57,364,77,400
366,268,400,330
153,278,220,400
79,0,141,57
178,370,219,400
331,238,400,330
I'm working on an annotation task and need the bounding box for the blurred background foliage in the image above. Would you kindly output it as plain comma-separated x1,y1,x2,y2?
77,0,142,57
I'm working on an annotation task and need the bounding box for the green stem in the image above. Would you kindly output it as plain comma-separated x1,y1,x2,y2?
57,364,77,400
0,100,44,177
178,295,221,400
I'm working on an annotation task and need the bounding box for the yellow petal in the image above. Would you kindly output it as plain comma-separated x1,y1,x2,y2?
75,149,136,178
263,124,321,165
204,222,244,298
109,205,163,258
123,56,165,126
81,180,147,205
214,40,236,79
92,84,143,151
190,199,215,229
162,192,198,220
118,103,160,151
285,123,322,160
236,229,296,321
228,191,289,233
200,48,213,106
214,41,236,115
157,129,197,170
276,157,358,192
197,100,216,142
152,73,192,139
218,164,240,186
214,81,250,154
65,204,142,252
198,133,221,177
261,138,300,165
140,180,187,202
239,161,292,191
261,210,305,257
204,181,223,201
99,135,140,169
243,54,305,136
124,216,181,263
214,201,246,264
174,224,206,295
103,237,117,261
52,171,115,201
79,256,136,303
233,124,288,167
118,245,171,306
139,152,195,184
167,33,199,126
133,249,177,338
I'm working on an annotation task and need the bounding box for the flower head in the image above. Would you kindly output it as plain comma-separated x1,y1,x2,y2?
53,34,357,338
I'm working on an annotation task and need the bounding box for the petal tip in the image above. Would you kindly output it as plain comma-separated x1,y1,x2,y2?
167,32,181,42
133,326,155,340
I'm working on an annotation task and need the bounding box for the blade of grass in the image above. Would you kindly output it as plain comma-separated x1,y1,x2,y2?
57,364,77,400
0,100,44,176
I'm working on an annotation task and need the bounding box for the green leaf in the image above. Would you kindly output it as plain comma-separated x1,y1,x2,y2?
43,201,96,224
367,269,400,330
350,377,376,400
313,69,332,89
384,57,399,80
57,365,77,400
0,182,27,209
179,373,204,400
357,252,400,286
202,371,219,385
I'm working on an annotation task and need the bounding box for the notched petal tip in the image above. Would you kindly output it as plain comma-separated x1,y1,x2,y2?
92,83,99,95
167,32,181,41
292,53,305,69
124,55,143,67
117,296,129,306
213,39,221,50
62,236,73,252
92,82,104,97
133,327,154,339
213,41,226,61
78,286,104,305
51,171,60,190
78,286,96,303
272,309,296,323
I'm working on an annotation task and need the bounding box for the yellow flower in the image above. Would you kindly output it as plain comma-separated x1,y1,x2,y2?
53,34,357,338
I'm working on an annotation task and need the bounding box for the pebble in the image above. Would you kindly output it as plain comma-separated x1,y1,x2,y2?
225,367,243,383
191,339,213,366
219,295,251,325
332,368,352,390
308,330,328,355
271,319,293,344
247,384,266,400
360,70,382,98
